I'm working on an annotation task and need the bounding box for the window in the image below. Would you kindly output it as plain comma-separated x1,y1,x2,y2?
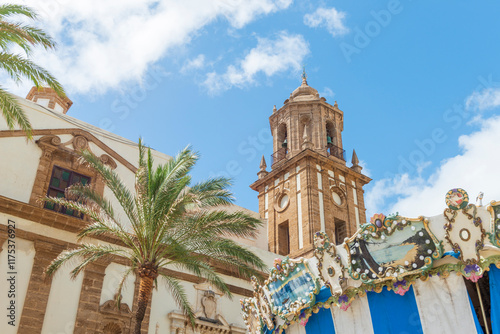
334,219,347,245
326,121,336,147
278,221,290,255
44,165,90,218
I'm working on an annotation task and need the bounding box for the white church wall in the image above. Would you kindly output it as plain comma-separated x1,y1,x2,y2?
41,262,84,334
148,279,195,334
0,237,35,334
0,137,41,203
100,262,136,310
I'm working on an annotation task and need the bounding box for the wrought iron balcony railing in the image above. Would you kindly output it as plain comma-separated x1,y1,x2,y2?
326,144,346,161
271,147,288,166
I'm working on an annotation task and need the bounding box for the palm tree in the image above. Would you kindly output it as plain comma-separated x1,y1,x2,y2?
0,4,65,139
45,141,266,333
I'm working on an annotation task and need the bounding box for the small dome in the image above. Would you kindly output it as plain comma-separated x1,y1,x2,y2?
290,77,320,102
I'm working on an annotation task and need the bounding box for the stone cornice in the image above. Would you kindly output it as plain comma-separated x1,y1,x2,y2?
250,148,371,191
271,99,344,120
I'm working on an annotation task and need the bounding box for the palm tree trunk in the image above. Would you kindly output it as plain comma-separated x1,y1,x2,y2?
134,276,154,334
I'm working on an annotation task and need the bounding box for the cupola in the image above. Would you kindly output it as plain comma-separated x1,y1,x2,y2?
26,86,73,114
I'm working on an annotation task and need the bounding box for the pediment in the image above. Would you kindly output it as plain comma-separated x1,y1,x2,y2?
2,128,138,172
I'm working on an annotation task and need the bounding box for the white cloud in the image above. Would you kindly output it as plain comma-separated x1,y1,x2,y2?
303,7,349,37
465,87,500,111
358,160,371,178
181,54,206,73
5,0,293,95
319,87,334,98
203,31,309,94
365,114,500,219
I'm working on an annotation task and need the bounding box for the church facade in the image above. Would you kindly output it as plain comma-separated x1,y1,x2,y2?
0,88,276,334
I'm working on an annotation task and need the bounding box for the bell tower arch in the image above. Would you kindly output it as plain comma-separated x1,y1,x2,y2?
251,74,371,258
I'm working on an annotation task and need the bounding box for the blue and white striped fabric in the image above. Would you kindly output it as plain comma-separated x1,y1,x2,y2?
291,274,484,334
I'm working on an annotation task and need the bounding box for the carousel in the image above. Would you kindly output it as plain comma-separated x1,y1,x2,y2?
241,189,500,334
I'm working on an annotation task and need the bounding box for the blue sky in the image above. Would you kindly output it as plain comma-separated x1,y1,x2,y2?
6,0,500,218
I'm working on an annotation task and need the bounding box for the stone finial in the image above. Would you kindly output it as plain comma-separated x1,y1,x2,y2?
259,155,267,171
273,105,277,113
257,155,268,179
334,101,338,108
301,124,313,150
301,67,308,85
351,149,362,173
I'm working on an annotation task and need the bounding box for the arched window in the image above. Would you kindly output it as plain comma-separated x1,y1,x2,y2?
277,123,288,150
326,121,336,147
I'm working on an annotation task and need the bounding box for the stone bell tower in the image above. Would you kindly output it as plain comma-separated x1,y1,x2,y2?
250,73,371,258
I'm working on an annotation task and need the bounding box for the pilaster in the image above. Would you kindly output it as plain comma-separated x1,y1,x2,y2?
74,260,110,333
18,240,65,333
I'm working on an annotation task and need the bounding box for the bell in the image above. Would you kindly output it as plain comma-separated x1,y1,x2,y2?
282,138,287,148
327,136,332,145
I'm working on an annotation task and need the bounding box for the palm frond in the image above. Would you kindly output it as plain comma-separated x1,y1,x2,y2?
78,150,140,230
0,4,37,19
0,22,56,54
135,139,150,231
65,182,115,220
150,147,198,221
46,244,125,279
195,238,266,278
181,210,263,240
68,244,127,279
115,267,135,308
44,195,141,256
158,273,196,327
0,52,64,96
0,87,32,138
189,176,234,208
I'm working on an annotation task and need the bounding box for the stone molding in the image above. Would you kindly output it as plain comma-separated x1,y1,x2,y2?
29,133,112,209
0,128,137,173
250,148,371,191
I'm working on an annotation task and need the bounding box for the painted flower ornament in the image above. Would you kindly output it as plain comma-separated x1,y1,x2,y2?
338,294,351,311
393,279,410,296
464,264,483,282
298,311,309,326
445,188,469,210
